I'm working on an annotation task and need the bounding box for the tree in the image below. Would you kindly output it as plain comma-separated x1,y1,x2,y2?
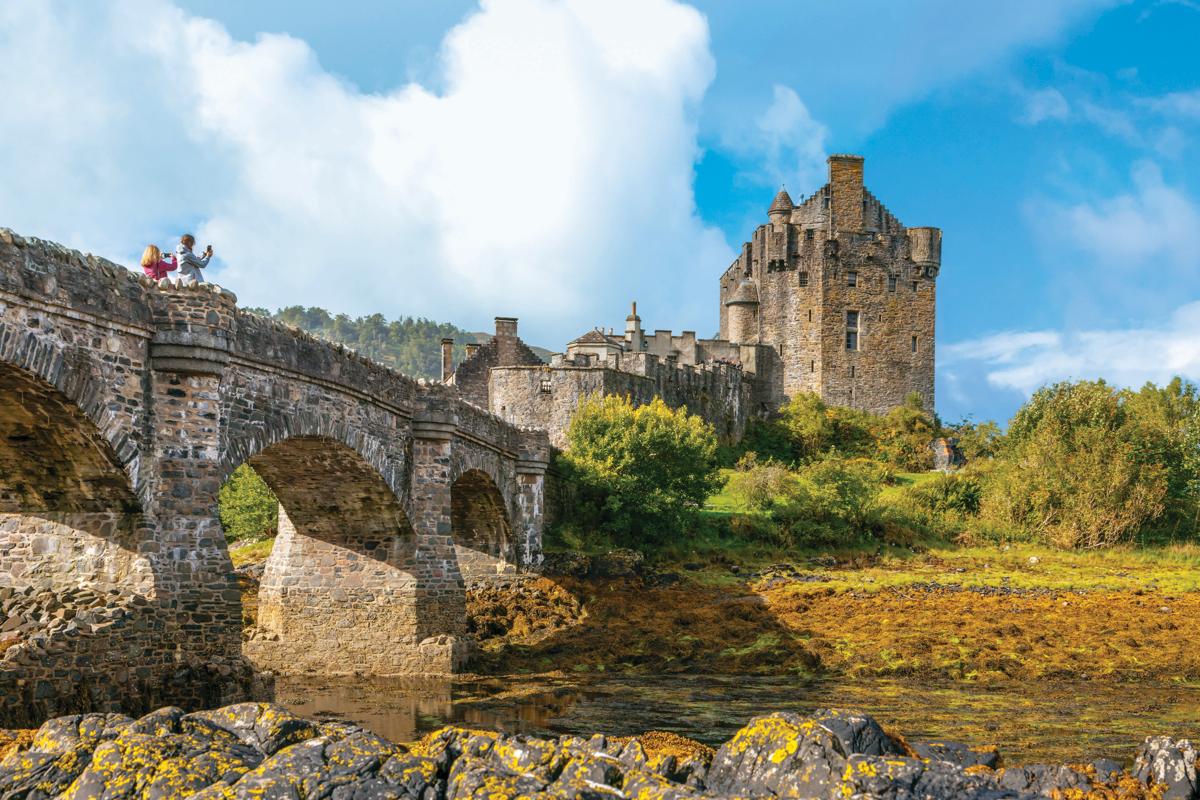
558,396,724,545
874,392,937,471
218,464,279,543
983,380,1168,548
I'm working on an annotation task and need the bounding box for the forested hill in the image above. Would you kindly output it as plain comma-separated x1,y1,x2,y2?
246,305,481,380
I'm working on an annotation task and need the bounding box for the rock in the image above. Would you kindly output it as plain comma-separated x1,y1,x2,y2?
1091,757,1123,783
912,740,1002,769
1135,736,1199,799
588,549,644,579
844,753,1012,799
706,711,849,798
810,708,907,757
997,763,1092,796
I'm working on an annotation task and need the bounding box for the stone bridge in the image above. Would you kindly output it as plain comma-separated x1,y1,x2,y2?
0,228,549,721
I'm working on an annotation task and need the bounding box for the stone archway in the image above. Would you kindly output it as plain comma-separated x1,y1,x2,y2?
451,469,515,585
0,361,153,598
243,436,465,675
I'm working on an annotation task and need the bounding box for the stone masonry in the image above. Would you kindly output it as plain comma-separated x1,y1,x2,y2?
0,226,550,714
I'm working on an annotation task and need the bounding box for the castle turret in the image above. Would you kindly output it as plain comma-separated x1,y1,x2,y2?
907,227,942,277
768,188,794,226
725,278,760,345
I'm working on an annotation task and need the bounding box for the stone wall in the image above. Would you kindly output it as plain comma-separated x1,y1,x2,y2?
0,588,259,728
489,355,753,448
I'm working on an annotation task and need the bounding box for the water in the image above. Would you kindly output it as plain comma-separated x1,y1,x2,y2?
274,673,1200,765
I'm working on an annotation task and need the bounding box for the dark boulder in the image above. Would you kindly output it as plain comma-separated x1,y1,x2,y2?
912,740,1002,770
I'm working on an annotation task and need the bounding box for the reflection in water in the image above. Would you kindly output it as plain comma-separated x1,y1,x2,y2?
273,673,1200,765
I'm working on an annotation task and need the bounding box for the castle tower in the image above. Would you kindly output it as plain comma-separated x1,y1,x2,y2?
718,154,941,414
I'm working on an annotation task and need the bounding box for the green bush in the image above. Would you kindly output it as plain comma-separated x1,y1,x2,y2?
726,453,802,512
218,464,278,544
905,472,983,517
874,393,937,471
982,380,1168,548
557,396,724,546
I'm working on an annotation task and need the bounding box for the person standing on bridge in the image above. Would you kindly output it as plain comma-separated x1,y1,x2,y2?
176,234,212,283
139,244,177,280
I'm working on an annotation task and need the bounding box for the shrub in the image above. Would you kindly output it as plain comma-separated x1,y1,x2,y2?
874,393,937,471
793,456,883,531
557,396,724,545
905,472,983,517
983,380,1168,548
727,453,802,512
945,418,1003,461
218,464,278,543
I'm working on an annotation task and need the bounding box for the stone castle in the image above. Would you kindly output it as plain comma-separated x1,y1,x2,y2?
445,155,942,446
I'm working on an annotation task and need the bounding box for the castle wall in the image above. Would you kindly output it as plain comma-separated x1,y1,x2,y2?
817,232,935,413
489,357,753,448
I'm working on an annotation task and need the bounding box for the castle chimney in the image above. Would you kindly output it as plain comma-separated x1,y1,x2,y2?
440,338,454,382
465,342,481,359
494,316,519,365
828,154,865,232
495,316,518,339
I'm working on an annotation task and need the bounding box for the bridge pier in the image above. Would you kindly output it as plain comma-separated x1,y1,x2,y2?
146,289,243,663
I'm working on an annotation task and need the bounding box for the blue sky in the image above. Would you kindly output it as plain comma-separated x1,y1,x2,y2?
2,1,1199,423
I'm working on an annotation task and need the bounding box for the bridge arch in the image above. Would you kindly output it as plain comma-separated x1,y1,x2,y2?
221,410,406,503
0,358,154,598
451,468,516,583
243,434,465,675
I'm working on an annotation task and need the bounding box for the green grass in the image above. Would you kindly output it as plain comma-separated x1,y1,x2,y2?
230,537,275,567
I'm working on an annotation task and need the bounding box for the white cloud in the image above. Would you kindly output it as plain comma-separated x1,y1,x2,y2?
1021,88,1070,124
746,85,828,193
0,0,731,344
1031,161,1200,272
944,303,1200,396
1142,89,1200,120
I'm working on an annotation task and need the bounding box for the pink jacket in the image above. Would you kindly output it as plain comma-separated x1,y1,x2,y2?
143,255,178,281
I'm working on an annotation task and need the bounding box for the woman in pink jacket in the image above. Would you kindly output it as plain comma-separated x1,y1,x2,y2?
140,245,177,280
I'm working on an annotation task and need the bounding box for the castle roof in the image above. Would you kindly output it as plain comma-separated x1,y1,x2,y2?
569,329,623,347
726,278,760,306
768,189,794,214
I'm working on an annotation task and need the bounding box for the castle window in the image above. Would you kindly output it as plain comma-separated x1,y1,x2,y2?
912,280,918,291
911,335,918,353
888,274,897,292
805,228,814,241
808,309,812,322
540,378,553,393
850,365,856,378
847,271,858,288
810,360,815,372
845,310,859,351
798,271,808,287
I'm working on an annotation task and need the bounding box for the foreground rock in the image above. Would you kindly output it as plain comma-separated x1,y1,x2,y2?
0,703,1180,799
